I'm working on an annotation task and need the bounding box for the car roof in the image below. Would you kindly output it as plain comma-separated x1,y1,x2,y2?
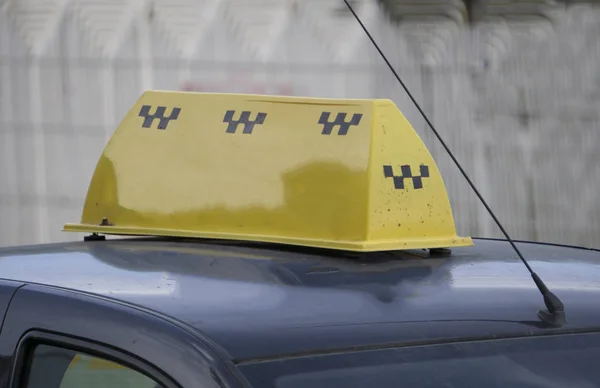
0,237,599,362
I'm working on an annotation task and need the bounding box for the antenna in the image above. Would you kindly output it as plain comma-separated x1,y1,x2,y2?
342,0,566,327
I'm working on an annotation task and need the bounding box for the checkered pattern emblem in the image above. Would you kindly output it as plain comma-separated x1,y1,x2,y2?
318,112,363,135
223,110,267,134
139,105,181,130
383,165,430,190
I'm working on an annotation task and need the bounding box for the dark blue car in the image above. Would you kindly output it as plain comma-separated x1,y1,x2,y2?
3,90,597,388
0,236,598,388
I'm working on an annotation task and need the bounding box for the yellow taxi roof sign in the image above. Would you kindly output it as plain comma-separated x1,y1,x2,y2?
63,91,473,252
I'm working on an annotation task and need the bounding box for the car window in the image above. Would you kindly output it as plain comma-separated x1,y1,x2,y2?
238,332,600,388
24,344,163,388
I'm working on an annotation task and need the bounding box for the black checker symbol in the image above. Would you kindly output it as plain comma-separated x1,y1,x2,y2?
139,105,181,130
319,112,363,135
383,165,430,190
223,110,267,134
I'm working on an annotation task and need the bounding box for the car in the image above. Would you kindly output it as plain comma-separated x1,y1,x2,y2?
1,90,599,388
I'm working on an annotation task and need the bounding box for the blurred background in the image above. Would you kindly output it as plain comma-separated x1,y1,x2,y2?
0,0,598,248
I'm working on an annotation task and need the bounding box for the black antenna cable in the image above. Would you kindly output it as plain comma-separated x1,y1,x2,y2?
342,0,565,327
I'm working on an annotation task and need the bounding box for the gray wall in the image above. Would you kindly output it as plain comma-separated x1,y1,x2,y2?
0,0,598,248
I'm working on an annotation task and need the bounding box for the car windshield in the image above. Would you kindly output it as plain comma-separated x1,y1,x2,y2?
239,332,600,388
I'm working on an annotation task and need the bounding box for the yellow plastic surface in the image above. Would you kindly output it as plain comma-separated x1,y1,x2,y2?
64,91,472,252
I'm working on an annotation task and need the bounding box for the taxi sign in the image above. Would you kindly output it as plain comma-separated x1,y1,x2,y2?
63,91,473,252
